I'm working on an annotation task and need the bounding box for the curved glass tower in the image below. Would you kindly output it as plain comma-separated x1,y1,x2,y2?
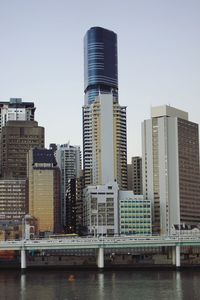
84,27,118,105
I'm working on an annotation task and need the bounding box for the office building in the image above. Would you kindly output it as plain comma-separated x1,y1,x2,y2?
0,121,44,178
127,157,143,194
0,179,28,222
83,182,119,236
142,105,200,235
65,176,84,234
28,148,61,234
84,26,118,105
56,143,81,227
83,93,127,189
119,192,151,236
0,98,35,134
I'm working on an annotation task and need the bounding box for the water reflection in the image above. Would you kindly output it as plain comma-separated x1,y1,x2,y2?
175,271,183,300
98,273,104,300
0,270,200,300
20,274,26,300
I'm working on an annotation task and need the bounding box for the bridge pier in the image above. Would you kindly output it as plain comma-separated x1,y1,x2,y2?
97,247,104,270
21,248,26,272
176,245,181,269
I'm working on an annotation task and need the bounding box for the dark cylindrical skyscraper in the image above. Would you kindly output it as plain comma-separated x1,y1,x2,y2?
84,27,118,105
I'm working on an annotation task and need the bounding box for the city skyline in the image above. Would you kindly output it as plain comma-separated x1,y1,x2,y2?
0,1,200,161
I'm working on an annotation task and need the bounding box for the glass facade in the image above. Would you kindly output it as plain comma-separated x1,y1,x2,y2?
84,27,118,104
120,197,152,236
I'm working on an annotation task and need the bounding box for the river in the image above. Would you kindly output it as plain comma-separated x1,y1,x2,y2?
0,269,200,300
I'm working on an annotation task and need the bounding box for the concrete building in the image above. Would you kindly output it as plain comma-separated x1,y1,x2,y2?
119,191,151,236
0,120,44,178
83,93,127,190
83,182,119,236
142,105,200,235
0,98,35,134
0,179,28,222
28,148,61,234
56,143,81,227
127,157,143,194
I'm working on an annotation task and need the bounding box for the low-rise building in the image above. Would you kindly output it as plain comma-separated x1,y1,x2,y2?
83,182,119,236
119,191,152,235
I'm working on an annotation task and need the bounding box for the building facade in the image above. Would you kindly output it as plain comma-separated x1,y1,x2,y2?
83,93,127,189
65,177,84,234
83,182,119,236
0,179,28,222
28,148,61,234
119,191,151,236
0,98,35,134
56,143,81,228
142,105,200,235
84,26,118,105
127,157,143,194
0,120,44,178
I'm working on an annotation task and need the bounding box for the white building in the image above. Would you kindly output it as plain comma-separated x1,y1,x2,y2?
142,105,200,236
119,191,152,236
83,93,127,189
83,182,119,236
0,98,35,133
56,143,81,227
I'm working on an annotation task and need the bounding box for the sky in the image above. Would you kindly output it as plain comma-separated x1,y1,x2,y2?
0,0,200,163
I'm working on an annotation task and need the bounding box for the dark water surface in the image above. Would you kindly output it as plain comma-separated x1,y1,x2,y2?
0,269,200,300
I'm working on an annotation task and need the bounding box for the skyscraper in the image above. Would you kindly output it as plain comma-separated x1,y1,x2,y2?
84,27,118,105
56,143,81,227
0,98,35,134
0,120,44,178
127,157,143,194
83,93,127,190
28,148,61,234
83,27,127,190
142,105,200,235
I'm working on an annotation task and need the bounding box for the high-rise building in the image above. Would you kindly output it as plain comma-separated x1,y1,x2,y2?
127,157,143,194
142,105,200,235
84,27,118,105
56,143,81,227
0,121,44,178
65,176,84,234
28,148,61,234
0,98,35,134
83,93,127,190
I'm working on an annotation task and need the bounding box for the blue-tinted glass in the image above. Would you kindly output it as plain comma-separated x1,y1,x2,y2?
84,27,118,105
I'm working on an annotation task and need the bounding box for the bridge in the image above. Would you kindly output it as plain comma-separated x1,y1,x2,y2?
0,236,200,270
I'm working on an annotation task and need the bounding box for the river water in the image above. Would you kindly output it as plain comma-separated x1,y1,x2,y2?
0,269,200,300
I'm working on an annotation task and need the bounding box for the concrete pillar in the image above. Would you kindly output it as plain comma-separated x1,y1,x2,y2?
172,247,176,265
97,247,104,269
21,248,26,271
176,245,181,268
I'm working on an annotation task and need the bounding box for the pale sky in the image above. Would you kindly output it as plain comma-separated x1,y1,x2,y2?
0,0,200,162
